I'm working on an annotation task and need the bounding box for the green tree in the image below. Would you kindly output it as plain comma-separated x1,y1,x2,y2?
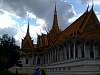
0,34,20,70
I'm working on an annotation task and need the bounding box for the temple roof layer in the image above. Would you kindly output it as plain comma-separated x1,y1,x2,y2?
21,6,100,54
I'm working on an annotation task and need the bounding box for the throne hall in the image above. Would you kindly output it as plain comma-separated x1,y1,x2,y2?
19,4,100,75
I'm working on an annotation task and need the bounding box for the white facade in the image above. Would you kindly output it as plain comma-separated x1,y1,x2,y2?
17,4,100,75
18,39,100,75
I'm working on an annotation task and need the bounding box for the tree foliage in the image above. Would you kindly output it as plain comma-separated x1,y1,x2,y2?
0,34,20,70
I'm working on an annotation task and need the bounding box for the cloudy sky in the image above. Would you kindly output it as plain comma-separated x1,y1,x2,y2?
0,0,100,46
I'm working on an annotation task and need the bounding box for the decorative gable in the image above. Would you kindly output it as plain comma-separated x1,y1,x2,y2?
81,8,100,33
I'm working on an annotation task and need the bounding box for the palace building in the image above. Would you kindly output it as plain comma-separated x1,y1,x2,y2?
19,5,100,75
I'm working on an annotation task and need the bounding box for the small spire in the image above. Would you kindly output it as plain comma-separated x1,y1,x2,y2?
36,32,39,44
39,28,42,35
54,3,57,15
24,20,31,39
87,4,89,11
44,27,48,34
26,20,30,36
91,0,94,10
54,0,57,22
50,3,60,33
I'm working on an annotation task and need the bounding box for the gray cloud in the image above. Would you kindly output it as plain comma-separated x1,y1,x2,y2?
0,27,20,46
0,0,53,18
0,10,4,14
81,0,91,4
0,0,76,30
57,1,75,30
0,27,17,36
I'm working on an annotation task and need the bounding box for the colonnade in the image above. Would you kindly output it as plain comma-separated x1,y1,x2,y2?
30,39,100,66
40,39,100,65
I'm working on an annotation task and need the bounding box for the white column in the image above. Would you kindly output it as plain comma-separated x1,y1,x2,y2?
47,53,49,64
45,54,47,64
53,48,56,63
64,46,67,60
83,42,86,58
78,44,82,59
63,47,65,60
95,42,98,58
73,41,76,59
48,53,50,64
60,47,62,61
46,54,48,64
85,43,90,58
93,42,96,59
88,44,90,58
49,51,50,64
57,47,59,62
55,48,57,62
52,49,53,63
58,47,60,62
48,53,49,64
35,55,37,64
41,56,43,65
49,52,50,64
59,47,61,61
39,56,41,65
43,55,44,64
32,55,34,65
47,53,48,64
61,47,63,61
51,50,52,63
34,55,36,65
68,44,71,59
54,48,56,62
43,55,45,64
50,50,51,63
52,49,54,63
56,48,57,62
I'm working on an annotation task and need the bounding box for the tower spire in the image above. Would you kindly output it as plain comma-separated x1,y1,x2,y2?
87,4,89,11
91,0,94,9
26,20,30,36
53,3,58,26
50,3,60,33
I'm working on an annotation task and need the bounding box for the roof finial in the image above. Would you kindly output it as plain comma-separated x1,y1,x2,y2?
26,19,30,36
91,0,94,9
44,26,48,34
86,4,89,11
26,13,29,35
54,0,57,15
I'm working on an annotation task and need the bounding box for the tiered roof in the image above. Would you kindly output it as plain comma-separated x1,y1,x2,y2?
22,5,100,54
57,6,100,44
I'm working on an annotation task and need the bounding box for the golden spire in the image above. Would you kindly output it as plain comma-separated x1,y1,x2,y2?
91,0,94,11
26,21,30,36
92,0,94,8
25,20,31,39
53,4,58,26
87,4,89,11
50,3,60,33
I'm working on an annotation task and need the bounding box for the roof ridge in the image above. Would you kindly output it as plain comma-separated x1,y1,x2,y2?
80,7,100,32
63,8,89,33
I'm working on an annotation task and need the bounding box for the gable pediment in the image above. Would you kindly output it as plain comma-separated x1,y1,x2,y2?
81,8,100,33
